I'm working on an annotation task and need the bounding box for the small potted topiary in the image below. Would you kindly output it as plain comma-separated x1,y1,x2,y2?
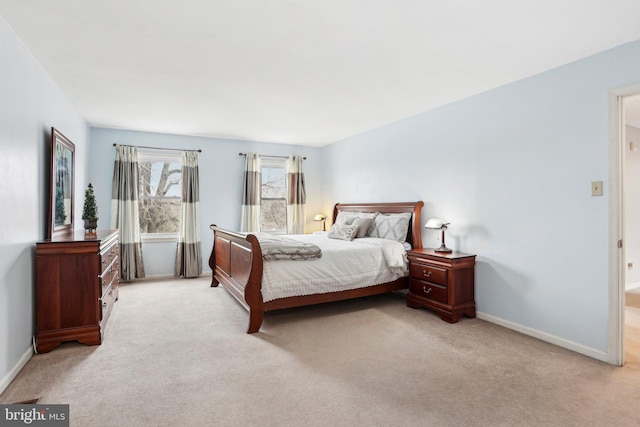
82,183,99,234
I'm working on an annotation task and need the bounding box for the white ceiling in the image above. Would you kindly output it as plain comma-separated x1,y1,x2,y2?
2,1,640,146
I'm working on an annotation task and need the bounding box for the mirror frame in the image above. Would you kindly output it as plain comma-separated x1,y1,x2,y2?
48,127,75,238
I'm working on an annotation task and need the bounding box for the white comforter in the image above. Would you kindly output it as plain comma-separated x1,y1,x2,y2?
261,233,408,302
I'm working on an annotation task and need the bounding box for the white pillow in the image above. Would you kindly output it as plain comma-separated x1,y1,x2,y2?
368,212,412,243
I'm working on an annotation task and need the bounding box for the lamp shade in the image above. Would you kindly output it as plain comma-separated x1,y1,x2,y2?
314,214,326,221
425,218,449,229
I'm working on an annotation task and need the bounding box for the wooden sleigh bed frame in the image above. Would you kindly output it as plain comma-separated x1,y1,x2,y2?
209,201,424,333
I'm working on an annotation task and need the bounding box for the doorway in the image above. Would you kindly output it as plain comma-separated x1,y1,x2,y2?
623,94,640,365
609,84,640,366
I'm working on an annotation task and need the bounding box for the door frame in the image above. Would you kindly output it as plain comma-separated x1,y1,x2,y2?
609,83,640,366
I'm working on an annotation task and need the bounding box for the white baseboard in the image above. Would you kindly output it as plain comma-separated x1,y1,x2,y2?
477,312,610,364
625,282,640,291
0,346,33,395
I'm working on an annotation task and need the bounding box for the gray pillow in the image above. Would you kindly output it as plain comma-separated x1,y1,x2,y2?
351,217,373,238
328,224,359,241
368,212,412,243
334,211,361,226
334,210,378,228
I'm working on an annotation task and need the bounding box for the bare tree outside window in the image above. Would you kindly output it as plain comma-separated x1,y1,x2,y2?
138,154,182,234
261,163,286,232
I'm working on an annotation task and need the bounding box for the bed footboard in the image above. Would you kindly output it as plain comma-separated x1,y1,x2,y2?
209,225,264,333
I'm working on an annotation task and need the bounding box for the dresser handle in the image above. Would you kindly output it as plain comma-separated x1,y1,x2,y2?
102,302,107,309
422,286,432,294
423,271,432,278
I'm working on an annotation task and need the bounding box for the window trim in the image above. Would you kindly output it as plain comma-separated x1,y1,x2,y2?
141,232,179,243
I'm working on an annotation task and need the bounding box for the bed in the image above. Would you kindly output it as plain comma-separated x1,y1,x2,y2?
209,201,424,333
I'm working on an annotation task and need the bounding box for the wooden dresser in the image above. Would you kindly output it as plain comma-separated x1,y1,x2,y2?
36,230,119,353
406,248,476,323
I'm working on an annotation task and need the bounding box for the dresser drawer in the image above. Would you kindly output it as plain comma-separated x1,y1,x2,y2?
101,266,119,298
409,263,447,286
100,267,112,297
101,242,119,271
409,279,448,304
100,283,117,324
100,242,119,296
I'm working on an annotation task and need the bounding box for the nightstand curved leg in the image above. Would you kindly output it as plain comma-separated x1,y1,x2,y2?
407,298,421,309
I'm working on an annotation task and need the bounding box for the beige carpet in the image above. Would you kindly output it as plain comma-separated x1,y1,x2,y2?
2,276,640,427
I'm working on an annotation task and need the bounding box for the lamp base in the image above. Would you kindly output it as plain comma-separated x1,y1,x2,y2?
434,245,452,253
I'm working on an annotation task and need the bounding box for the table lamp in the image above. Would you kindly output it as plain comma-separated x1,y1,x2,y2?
314,214,327,231
425,219,452,253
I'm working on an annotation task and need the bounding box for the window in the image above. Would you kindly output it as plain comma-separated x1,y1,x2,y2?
260,158,286,233
137,150,182,239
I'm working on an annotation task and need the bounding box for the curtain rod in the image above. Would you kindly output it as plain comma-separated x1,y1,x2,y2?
238,152,307,160
113,143,202,153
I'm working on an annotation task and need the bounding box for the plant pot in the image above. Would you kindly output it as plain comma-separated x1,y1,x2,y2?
84,218,98,234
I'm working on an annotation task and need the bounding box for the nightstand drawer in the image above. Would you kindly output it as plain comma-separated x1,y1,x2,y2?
409,263,447,286
409,279,448,304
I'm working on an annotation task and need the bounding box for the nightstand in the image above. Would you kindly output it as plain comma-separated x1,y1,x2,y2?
406,248,476,323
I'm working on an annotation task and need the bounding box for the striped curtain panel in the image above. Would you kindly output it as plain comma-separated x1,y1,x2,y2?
111,145,145,280
175,151,202,278
286,155,306,234
240,152,261,232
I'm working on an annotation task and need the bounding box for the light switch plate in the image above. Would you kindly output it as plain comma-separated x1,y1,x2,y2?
592,181,603,196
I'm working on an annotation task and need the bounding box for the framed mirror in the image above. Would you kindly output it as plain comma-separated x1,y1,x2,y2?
48,127,75,238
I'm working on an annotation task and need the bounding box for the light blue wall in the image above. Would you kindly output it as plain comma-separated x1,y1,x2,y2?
89,128,324,276
0,16,89,391
322,39,640,355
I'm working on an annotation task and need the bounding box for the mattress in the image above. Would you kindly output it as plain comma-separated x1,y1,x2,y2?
261,233,408,302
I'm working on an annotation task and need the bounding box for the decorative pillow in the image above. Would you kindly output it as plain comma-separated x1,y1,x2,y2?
334,210,378,229
328,224,359,241
362,212,378,235
334,211,360,226
368,212,412,243
351,217,373,238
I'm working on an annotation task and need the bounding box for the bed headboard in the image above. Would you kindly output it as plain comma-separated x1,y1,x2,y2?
332,201,424,249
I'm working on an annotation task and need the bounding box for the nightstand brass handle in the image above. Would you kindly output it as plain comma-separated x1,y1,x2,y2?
422,286,432,294
423,271,432,278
